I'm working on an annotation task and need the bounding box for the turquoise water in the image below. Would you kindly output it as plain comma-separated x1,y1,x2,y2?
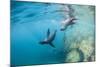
11,1,95,66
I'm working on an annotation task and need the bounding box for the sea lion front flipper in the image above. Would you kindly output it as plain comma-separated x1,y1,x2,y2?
49,43,55,48
47,28,50,37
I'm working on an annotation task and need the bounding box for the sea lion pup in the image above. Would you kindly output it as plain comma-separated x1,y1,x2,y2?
39,29,57,48
60,17,77,31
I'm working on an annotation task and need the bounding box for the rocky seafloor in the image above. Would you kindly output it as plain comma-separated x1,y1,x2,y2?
64,6,95,62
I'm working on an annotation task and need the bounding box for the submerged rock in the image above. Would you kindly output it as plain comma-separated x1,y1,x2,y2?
64,5,95,62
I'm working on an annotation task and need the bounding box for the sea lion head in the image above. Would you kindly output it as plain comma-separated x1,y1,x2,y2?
60,24,66,31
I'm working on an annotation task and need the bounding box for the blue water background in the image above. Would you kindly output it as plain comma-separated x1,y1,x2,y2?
11,1,95,66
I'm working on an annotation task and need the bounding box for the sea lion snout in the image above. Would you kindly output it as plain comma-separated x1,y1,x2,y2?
60,25,66,31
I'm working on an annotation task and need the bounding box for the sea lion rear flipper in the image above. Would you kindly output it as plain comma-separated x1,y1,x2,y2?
49,43,55,48
47,29,50,37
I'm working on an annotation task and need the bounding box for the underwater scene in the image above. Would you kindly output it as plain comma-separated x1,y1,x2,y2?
11,1,95,66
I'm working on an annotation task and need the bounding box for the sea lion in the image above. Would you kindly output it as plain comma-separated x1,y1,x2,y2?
39,29,57,48
60,17,77,31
